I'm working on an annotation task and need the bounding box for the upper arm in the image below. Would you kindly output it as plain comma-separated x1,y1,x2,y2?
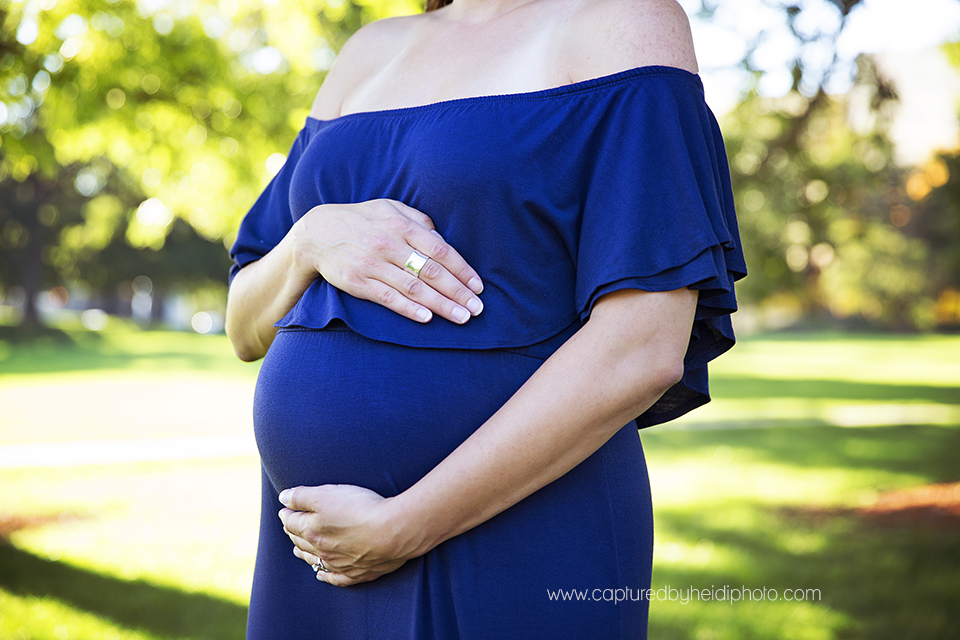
309,16,419,120
561,0,698,81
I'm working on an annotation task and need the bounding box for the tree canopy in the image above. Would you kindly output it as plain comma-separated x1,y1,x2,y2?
0,0,417,323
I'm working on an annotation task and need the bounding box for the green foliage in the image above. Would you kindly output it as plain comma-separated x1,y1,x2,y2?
0,0,418,323
725,57,946,329
910,38,960,327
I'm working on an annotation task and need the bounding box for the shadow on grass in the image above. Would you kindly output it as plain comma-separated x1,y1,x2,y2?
710,376,960,405
0,543,247,639
0,325,75,345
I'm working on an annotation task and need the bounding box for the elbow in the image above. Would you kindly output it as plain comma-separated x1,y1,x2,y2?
225,319,267,363
659,355,686,394
233,345,265,363
228,332,267,363
620,351,686,414
638,355,685,401
225,289,270,362
656,357,686,397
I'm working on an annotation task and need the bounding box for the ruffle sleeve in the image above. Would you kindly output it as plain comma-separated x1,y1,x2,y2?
228,127,315,282
575,70,747,427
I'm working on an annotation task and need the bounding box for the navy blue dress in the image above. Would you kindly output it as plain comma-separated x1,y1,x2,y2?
230,66,746,639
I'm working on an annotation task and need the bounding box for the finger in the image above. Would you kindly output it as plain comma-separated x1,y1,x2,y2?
357,278,435,324
317,571,361,587
317,559,408,587
278,506,319,540
291,542,346,576
294,547,342,578
293,546,322,566
388,233,483,318
278,486,316,512
284,527,320,556
403,227,484,295
382,199,436,232
382,200,483,295
284,525,364,571
377,269,475,325
411,257,484,318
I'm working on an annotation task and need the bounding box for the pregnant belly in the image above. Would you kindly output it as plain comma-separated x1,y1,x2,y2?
253,326,547,496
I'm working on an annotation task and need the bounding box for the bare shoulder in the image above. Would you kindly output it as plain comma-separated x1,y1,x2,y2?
561,0,698,81
309,14,423,120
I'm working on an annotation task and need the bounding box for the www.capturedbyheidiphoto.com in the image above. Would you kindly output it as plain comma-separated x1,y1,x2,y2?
547,586,821,605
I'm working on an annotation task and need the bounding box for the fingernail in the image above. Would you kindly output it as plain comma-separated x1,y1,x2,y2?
453,307,469,324
468,277,483,294
466,298,483,316
430,229,444,239
279,490,290,506
416,308,432,322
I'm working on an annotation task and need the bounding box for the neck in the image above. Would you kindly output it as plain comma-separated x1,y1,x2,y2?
442,0,544,22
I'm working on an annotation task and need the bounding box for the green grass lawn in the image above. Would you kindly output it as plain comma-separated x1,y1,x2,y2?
0,325,958,639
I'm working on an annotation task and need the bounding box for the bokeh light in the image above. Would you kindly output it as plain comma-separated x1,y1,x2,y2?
80,308,109,331
191,311,213,333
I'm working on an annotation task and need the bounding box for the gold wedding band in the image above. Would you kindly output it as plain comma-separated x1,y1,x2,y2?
404,250,429,278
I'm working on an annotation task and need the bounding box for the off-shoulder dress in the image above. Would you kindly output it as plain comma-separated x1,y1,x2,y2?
230,66,746,640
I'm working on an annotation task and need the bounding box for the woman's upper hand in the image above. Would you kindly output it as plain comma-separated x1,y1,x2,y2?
278,484,420,587
290,199,484,325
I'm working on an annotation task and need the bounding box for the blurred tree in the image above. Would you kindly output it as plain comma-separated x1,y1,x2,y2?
912,41,960,328
726,57,936,329
914,152,960,327
0,0,417,325
716,0,960,330
2,0,957,331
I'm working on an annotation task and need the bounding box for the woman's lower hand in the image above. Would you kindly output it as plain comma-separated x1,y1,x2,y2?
278,484,419,587
291,199,484,325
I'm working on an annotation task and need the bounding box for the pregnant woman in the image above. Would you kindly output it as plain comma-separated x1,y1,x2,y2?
225,0,746,637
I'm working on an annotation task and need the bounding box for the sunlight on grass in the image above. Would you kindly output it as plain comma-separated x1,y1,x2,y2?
2,460,260,604
648,452,931,506
0,590,162,640
0,325,262,445
677,398,960,428
708,333,960,387
650,599,855,640
1,459,257,639
668,332,960,430
0,374,258,444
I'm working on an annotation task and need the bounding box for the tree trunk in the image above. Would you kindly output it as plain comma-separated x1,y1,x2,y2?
19,177,46,328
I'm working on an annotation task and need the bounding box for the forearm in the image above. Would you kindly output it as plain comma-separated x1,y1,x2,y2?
225,229,317,362
387,288,697,557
